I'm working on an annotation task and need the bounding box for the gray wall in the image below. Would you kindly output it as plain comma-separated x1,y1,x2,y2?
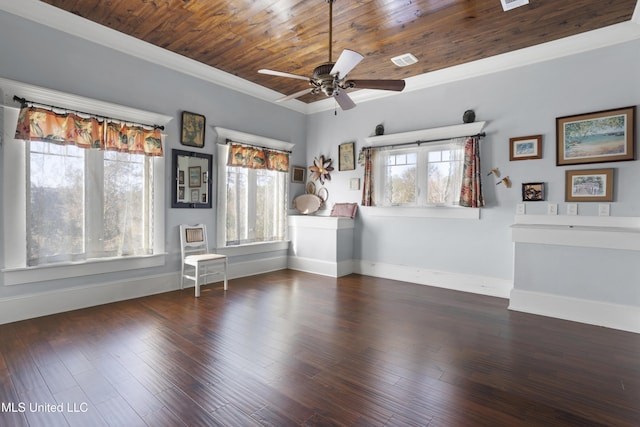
305,38,640,300
0,10,306,297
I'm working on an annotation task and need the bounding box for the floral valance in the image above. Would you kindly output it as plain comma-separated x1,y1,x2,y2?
15,106,163,156
227,143,289,172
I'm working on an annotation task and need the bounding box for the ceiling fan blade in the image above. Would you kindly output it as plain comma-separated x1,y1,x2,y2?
329,49,364,77
258,69,311,82
276,88,313,102
334,90,356,110
346,79,406,91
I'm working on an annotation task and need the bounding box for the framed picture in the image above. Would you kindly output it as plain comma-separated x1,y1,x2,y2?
178,186,185,200
350,178,361,191
510,135,542,161
291,165,306,183
181,111,206,148
191,189,200,203
189,166,201,187
178,170,185,185
556,106,635,166
339,142,355,171
522,182,544,201
565,168,613,202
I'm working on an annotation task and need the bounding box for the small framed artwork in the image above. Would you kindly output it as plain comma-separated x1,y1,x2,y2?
191,189,200,202
510,135,542,161
350,178,361,191
181,111,206,148
556,106,635,166
178,186,185,200
291,165,306,183
189,166,201,187
178,170,185,185
565,168,614,202
522,182,544,201
339,142,355,171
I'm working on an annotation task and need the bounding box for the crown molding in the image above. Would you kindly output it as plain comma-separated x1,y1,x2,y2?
1,0,639,116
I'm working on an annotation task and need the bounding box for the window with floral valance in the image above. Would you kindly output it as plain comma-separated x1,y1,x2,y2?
220,139,291,246
10,100,165,268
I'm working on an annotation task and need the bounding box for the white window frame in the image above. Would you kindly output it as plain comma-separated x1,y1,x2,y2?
362,122,486,220
1,77,171,285
213,127,293,254
375,141,465,208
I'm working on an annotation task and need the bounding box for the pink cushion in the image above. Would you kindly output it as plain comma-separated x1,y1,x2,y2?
330,203,358,218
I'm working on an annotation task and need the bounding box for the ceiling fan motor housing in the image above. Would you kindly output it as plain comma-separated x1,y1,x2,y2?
313,62,338,96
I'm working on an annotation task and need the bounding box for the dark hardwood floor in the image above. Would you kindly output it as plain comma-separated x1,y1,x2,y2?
0,270,638,426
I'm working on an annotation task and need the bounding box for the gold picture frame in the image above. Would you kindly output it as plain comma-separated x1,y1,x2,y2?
556,106,635,166
565,168,613,202
181,111,206,148
510,135,542,161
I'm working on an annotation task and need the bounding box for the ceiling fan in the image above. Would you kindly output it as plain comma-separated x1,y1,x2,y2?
258,0,406,110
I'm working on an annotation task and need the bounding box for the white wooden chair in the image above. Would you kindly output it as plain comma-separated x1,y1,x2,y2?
179,224,228,297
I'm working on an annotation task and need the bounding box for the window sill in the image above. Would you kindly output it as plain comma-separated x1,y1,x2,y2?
2,253,167,286
360,205,480,220
215,240,289,257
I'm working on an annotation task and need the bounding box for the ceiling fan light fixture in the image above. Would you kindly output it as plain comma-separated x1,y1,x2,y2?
391,53,418,67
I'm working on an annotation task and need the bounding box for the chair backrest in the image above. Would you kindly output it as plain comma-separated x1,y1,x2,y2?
180,224,210,259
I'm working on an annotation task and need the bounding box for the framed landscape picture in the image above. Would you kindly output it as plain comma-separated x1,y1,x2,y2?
565,168,613,202
510,135,542,161
556,106,635,166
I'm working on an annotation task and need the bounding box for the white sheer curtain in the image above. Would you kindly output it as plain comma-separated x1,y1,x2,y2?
27,143,154,265
222,143,289,246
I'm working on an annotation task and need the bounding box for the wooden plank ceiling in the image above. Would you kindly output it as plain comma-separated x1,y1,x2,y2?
41,0,637,104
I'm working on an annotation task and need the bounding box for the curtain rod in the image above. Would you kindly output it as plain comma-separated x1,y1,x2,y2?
224,138,292,154
361,132,485,151
13,95,165,131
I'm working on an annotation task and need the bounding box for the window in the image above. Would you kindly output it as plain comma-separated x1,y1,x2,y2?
214,127,293,249
225,166,287,245
27,140,155,266
1,79,169,283
374,140,465,207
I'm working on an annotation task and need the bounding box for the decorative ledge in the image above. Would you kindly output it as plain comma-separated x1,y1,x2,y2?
511,214,640,251
363,121,486,146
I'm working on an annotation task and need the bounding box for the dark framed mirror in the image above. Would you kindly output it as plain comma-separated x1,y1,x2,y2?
171,149,212,208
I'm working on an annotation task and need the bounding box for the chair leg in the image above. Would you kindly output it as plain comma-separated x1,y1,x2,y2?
194,263,200,298
180,263,185,290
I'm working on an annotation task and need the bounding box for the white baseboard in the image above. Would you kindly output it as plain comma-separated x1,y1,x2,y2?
0,255,289,325
229,255,289,279
509,289,640,333
287,256,354,277
354,260,512,299
0,272,179,325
